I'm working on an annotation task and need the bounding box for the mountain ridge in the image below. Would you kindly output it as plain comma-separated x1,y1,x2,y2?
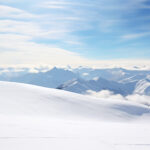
1,67,150,96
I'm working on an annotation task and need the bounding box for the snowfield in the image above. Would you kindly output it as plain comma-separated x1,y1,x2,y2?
0,81,150,150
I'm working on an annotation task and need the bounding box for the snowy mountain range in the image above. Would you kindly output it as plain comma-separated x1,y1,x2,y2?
0,67,150,96
57,77,129,95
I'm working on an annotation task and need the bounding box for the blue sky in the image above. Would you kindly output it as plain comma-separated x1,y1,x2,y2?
0,0,150,67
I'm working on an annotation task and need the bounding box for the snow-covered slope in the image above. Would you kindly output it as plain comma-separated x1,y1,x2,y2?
1,81,150,150
1,81,150,120
119,74,146,83
134,75,150,95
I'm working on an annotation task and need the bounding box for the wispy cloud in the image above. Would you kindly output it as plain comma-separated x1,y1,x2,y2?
0,33,89,66
0,20,41,36
1,0,150,66
0,33,150,69
121,32,150,40
0,19,76,41
0,5,37,19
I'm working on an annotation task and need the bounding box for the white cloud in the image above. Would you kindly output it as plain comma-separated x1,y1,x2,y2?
87,90,125,100
0,20,41,36
1,2,150,68
0,33,150,69
0,33,89,66
121,32,150,40
0,4,87,42
0,19,72,40
126,94,150,106
38,0,150,36
87,90,150,106
0,5,37,19
40,2,67,9
40,0,148,11
40,1,91,8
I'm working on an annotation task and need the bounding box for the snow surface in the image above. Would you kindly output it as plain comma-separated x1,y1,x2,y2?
134,77,150,95
0,81,150,150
